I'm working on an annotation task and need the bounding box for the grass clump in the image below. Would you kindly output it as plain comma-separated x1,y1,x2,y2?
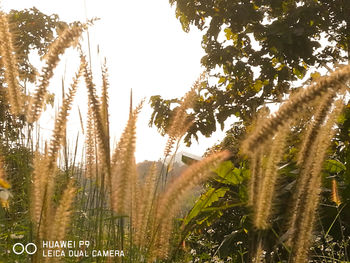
242,66,350,262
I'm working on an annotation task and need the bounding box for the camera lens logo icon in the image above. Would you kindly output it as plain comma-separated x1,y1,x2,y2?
13,243,37,255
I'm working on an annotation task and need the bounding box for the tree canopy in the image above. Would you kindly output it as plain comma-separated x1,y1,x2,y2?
150,0,350,143
8,7,66,83
0,8,65,144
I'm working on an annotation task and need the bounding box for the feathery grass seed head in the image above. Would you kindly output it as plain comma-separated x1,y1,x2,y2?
242,65,350,154
28,22,88,122
0,12,22,115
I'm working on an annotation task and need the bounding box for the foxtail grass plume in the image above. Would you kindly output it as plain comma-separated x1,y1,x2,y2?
248,150,262,207
100,59,110,137
288,100,344,262
31,152,49,225
31,64,82,239
49,181,76,241
254,128,287,229
133,163,158,247
242,65,350,154
46,63,83,171
110,102,143,215
81,54,110,173
252,241,265,263
163,72,205,157
332,178,341,206
297,90,336,167
35,155,57,239
152,150,230,258
85,106,97,178
0,12,22,115
286,93,342,243
28,22,88,123
242,65,349,262
246,107,270,207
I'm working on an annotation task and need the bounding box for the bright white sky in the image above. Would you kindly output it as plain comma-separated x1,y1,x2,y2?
2,0,229,162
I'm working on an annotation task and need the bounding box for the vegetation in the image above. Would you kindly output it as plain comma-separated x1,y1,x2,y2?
177,70,350,262
150,1,350,143
0,8,229,263
149,2,350,262
0,2,350,263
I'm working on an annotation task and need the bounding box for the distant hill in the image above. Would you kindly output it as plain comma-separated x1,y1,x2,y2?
137,151,202,178
136,152,204,215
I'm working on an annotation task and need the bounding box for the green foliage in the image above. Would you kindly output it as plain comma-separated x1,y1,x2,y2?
179,160,250,261
214,160,247,186
324,159,346,174
8,7,67,82
0,88,25,144
0,147,33,261
182,187,229,226
150,0,350,143
181,114,350,262
149,95,178,136
184,160,249,226
0,8,66,147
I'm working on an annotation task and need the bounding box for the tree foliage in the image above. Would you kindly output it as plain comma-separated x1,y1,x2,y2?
8,7,66,83
0,8,66,146
150,0,350,143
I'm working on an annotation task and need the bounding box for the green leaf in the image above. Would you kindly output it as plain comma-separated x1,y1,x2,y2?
219,77,226,84
183,187,229,226
175,9,190,32
201,201,245,212
224,27,237,42
324,159,346,174
272,57,278,66
292,67,305,79
214,161,246,185
253,80,263,92
215,160,233,176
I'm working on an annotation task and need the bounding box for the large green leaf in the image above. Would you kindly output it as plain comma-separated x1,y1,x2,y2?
214,161,247,185
324,159,346,174
183,187,229,226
